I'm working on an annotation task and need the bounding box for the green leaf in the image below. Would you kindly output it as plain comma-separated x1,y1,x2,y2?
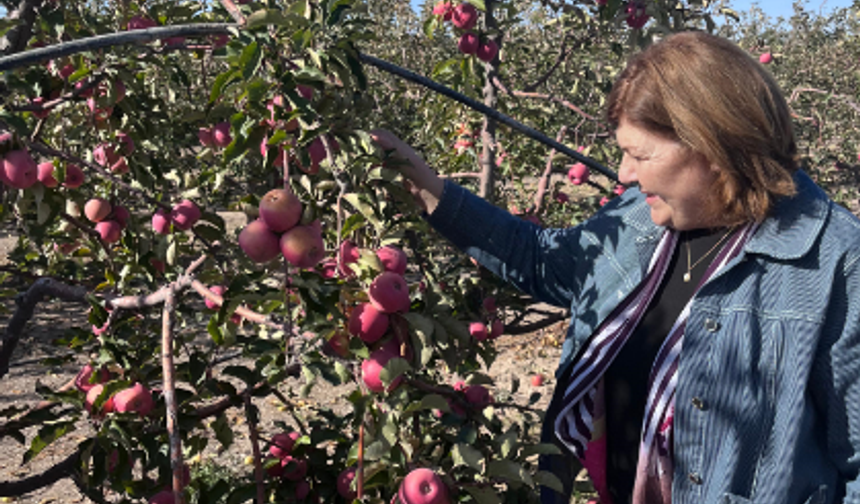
379,357,410,388
23,420,75,464
451,443,483,471
210,69,240,104
520,443,562,458
401,312,435,341
240,41,263,81
534,470,565,493
487,459,531,485
463,485,502,504
246,9,301,29
211,413,234,450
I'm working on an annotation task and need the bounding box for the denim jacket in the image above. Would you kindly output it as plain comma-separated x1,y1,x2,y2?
426,171,860,504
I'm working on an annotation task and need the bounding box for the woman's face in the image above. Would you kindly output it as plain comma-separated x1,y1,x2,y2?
616,118,723,231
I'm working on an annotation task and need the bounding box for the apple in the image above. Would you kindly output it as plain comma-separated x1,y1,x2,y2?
451,3,478,30
376,245,408,275
211,34,230,48
110,157,129,174
280,456,308,481
348,302,390,344
269,431,301,459
458,32,479,55
482,296,496,313
259,188,303,233
85,383,115,416
555,192,570,204
152,208,172,235
759,52,773,64
87,98,113,121
37,161,58,187
397,468,449,504
164,36,185,46
362,347,403,393
75,363,109,392
337,467,357,500
469,321,489,341
293,481,310,500
127,15,157,30
206,285,226,310
239,219,281,263
490,318,503,339
31,97,51,119
319,258,337,279
58,63,75,80
532,374,544,387
338,239,361,277
368,272,411,313
567,163,589,185
613,184,626,196
266,457,285,478
150,258,165,274
464,384,492,407
476,39,499,62
198,127,213,147
112,205,130,228
211,122,232,147
85,197,112,223
96,220,122,243
63,163,85,188
625,1,649,29
433,1,453,20
326,331,350,358
296,85,314,101
280,225,325,269
93,143,119,167
3,149,38,189
170,199,201,231
113,382,154,416
75,80,94,98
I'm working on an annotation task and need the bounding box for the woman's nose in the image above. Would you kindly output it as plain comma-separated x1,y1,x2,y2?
618,155,637,185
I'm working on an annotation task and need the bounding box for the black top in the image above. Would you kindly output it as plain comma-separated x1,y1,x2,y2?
603,227,732,504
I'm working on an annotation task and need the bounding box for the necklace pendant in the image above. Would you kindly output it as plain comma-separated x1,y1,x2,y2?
683,272,691,283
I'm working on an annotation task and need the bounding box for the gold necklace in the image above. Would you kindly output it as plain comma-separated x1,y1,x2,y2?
684,227,736,283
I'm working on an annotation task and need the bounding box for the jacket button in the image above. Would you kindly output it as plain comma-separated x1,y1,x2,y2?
691,397,707,410
704,318,720,332
688,472,703,485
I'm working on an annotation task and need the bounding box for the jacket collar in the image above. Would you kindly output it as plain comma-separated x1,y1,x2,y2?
620,170,830,263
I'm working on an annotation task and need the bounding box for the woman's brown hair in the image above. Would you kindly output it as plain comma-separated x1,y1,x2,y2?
607,31,798,224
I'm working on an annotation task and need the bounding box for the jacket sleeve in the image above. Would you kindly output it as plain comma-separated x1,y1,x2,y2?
425,180,592,309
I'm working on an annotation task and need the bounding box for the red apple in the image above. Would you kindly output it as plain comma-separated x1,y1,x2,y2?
567,163,589,185
490,318,503,339
31,97,51,119
269,431,301,459
348,302,390,344
75,363,109,392
368,272,411,313
239,219,281,263
170,199,201,231
297,85,314,100
433,1,453,20
376,245,408,275
361,347,403,393
116,131,135,155
85,383,115,416
482,296,496,313
127,15,157,30
476,39,498,62
75,80,94,98
58,63,75,80
337,467,357,500
206,285,226,310
113,382,154,416
326,331,351,357
458,32,479,55
451,3,478,30
280,225,325,269
293,481,310,500
93,143,119,167
398,468,450,504
37,161,58,187
85,197,112,223
464,384,492,407
96,220,122,243
211,34,230,48
147,491,175,504
3,149,38,189
625,1,649,28
152,208,171,235
532,374,544,387
280,456,308,481
112,205,130,228
759,52,773,65
259,188,303,233
469,321,489,341
211,122,232,147
337,240,361,277
198,127,213,147
110,158,129,174
63,163,85,188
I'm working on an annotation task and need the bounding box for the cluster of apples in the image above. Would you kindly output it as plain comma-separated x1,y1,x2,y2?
84,197,130,243
76,363,155,418
264,431,311,500
93,130,135,174
87,79,127,123
433,2,499,62
152,199,202,235
238,188,325,268
468,295,504,342
198,122,232,149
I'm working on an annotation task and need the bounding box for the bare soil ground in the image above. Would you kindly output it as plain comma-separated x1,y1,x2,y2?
0,214,578,503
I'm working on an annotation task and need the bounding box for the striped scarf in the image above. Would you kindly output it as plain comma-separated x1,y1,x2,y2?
554,224,756,504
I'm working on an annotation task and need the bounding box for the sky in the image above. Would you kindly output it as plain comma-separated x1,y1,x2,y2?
408,0,856,21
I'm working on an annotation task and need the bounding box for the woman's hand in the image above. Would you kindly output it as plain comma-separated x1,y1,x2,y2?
370,129,445,214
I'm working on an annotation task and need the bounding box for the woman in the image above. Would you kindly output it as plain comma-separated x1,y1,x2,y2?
372,32,860,504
